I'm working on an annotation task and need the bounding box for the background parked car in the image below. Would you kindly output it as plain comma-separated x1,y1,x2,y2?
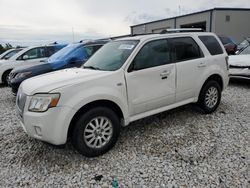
0,48,23,60
229,40,250,79
9,40,108,93
0,43,66,84
218,35,237,55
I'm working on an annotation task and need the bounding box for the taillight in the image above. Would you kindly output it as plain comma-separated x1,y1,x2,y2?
225,56,229,70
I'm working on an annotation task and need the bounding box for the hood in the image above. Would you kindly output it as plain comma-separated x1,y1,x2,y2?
229,55,250,67
12,62,47,73
20,68,111,95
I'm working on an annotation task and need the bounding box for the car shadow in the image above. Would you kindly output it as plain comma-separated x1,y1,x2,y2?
0,83,7,88
229,79,250,89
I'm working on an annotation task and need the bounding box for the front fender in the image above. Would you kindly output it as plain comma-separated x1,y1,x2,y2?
55,84,129,125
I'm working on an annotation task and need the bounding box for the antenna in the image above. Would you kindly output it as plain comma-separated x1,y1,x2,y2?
72,27,75,42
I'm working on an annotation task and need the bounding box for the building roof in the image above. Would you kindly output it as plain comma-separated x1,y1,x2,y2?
130,7,250,28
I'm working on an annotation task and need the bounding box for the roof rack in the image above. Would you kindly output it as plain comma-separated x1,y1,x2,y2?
131,33,156,37
79,38,112,44
160,28,204,34
48,41,58,45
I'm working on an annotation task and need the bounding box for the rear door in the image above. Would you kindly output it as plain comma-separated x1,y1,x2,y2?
169,37,205,102
125,39,176,116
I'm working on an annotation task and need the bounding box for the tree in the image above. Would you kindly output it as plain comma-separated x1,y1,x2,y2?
0,44,5,54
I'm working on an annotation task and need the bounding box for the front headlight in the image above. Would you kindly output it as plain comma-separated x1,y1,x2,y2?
28,93,60,112
15,72,32,79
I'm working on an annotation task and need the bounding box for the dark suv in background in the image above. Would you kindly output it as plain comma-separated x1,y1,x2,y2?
9,40,109,94
218,35,237,55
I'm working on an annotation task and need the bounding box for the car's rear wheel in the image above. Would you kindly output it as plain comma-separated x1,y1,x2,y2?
71,107,121,157
198,80,221,114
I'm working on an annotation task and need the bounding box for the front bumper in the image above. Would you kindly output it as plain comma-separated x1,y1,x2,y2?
9,82,20,94
9,76,26,94
17,95,76,145
229,68,250,79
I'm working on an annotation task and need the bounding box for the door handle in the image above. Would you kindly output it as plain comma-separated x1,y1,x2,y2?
198,62,206,68
160,71,170,79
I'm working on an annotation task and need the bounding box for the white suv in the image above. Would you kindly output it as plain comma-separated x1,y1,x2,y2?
17,32,229,157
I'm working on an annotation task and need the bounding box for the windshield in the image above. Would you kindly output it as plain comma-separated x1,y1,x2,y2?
83,40,139,71
240,45,250,55
3,49,22,59
47,44,81,63
238,39,250,50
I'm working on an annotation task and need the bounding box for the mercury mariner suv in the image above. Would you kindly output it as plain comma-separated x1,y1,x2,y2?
17,32,229,157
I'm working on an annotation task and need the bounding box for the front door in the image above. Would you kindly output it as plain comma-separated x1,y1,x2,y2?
125,39,176,116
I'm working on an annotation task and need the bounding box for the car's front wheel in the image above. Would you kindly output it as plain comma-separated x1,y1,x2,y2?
2,70,11,85
198,80,221,114
71,107,121,157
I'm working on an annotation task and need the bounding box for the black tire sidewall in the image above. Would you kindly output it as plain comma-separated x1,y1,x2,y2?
72,107,121,157
198,80,222,114
2,70,11,84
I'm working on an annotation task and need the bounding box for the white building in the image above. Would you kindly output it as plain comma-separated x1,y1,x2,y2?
130,8,250,43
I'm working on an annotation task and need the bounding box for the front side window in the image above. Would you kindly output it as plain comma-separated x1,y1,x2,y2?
131,39,171,71
170,37,203,62
46,46,55,57
19,47,46,60
199,36,224,55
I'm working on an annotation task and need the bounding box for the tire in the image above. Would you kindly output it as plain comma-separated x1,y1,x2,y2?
2,70,11,85
71,107,121,157
198,80,221,114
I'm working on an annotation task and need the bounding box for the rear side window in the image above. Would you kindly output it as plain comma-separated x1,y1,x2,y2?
170,37,203,62
199,36,224,55
132,39,171,71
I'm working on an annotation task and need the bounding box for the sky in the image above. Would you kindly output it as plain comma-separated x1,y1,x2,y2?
0,0,249,46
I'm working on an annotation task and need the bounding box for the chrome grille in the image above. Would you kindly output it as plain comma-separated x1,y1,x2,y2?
229,65,250,69
17,92,27,114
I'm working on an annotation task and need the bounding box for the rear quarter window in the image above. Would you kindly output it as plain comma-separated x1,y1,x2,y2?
169,37,203,62
199,36,224,55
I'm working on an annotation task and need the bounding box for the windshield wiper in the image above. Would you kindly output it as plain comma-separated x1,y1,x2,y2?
83,66,100,70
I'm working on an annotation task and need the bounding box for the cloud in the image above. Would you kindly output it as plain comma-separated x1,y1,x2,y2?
0,0,250,46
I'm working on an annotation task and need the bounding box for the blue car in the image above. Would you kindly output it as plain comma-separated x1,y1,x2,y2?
9,40,108,94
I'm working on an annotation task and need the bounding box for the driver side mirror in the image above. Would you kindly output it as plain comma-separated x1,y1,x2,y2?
23,55,29,60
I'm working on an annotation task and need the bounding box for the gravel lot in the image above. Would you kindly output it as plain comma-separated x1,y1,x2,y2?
0,81,249,188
